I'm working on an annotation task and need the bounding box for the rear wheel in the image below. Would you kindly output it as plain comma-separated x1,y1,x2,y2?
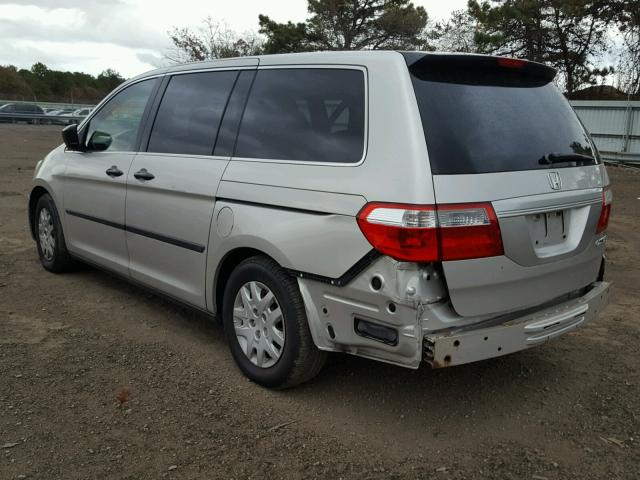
35,194,75,273
222,256,326,388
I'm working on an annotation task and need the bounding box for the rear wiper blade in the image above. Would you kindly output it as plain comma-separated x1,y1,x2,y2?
538,153,594,165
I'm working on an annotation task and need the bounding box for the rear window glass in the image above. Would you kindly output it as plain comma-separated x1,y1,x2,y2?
235,68,365,163
409,64,597,174
148,71,237,156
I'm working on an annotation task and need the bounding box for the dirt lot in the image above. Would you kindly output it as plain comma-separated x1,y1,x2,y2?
1,123,639,479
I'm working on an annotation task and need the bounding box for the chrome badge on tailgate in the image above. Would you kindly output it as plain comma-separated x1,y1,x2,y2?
548,171,562,190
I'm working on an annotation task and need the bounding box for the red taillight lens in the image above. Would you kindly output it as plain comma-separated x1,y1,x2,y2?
596,186,612,234
437,203,504,261
356,202,503,263
356,204,439,262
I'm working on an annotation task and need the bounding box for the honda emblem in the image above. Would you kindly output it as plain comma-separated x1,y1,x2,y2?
548,171,562,190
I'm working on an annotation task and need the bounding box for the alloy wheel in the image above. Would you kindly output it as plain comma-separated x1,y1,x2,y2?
38,207,55,261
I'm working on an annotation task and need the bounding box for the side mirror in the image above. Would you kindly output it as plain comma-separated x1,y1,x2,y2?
87,130,112,151
62,124,82,151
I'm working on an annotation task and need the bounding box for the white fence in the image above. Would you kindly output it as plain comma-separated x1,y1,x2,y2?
570,100,640,165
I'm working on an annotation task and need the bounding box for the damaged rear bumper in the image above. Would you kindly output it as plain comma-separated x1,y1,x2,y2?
423,281,610,368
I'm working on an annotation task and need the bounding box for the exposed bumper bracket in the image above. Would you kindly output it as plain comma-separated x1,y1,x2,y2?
424,281,610,368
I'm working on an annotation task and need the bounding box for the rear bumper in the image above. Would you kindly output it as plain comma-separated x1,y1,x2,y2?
423,281,610,368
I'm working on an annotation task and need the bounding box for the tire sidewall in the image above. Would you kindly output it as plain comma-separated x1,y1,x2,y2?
222,259,303,388
35,194,67,272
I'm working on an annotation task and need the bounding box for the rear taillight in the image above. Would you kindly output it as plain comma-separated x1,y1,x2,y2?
437,203,504,261
356,204,438,262
356,202,503,262
596,186,612,234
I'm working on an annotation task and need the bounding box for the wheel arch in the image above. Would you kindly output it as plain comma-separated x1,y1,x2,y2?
213,247,281,318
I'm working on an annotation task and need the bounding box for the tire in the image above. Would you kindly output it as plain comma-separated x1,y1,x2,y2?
222,255,326,388
34,193,75,273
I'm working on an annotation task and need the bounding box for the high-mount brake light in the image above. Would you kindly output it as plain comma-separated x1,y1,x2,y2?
356,202,504,263
596,186,612,234
497,57,526,69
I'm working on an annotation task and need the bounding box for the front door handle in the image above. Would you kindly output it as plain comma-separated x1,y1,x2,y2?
105,165,123,177
133,168,155,181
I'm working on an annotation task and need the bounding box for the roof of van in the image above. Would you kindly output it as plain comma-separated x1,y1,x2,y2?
128,50,552,84
129,50,419,82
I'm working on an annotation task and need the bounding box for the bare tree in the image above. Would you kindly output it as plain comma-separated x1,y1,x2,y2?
166,18,263,63
431,10,479,53
615,0,640,94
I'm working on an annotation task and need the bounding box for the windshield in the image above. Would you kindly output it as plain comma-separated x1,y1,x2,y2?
409,63,598,175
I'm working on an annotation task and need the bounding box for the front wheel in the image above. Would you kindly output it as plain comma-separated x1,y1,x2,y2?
222,256,326,388
34,193,75,272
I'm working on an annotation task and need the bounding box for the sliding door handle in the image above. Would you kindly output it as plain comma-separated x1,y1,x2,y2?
133,168,155,181
105,165,123,177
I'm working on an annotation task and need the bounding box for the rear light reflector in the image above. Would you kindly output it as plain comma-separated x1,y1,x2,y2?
596,186,612,234
357,202,503,262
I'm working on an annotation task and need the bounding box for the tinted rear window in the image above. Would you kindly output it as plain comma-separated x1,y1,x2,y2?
148,71,237,156
409,63,597,174
235,68,365,163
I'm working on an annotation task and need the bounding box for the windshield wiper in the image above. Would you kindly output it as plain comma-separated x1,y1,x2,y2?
538,153,594,165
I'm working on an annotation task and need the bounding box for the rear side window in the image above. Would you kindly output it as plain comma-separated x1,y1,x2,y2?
148,71,238,156
235,68,365,163
409,60,597,174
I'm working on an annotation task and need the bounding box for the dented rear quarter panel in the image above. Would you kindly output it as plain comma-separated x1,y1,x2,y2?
206,52,437,314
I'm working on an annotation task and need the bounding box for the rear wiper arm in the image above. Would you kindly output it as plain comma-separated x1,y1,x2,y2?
538,153,594,165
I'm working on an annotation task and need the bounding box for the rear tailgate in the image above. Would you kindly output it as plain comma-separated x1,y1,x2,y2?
406,53,609,317
433,168,606,316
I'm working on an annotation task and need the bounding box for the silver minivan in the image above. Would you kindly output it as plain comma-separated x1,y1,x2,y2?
29,51,611,388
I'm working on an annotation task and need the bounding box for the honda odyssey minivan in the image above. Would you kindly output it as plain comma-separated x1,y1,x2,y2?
29,51,611,388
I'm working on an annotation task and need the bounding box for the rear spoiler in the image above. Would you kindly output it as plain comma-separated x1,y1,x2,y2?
400,52,557,83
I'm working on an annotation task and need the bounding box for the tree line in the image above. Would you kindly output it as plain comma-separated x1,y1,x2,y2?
169,0,640,97
3,0,637,102
0,62,125,104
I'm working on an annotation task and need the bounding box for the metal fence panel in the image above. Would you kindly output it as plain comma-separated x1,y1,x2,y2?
570,100,640,165
631,109,640,137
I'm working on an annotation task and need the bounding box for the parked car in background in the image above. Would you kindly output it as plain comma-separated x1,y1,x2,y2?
46,108,74,116
28,51,611,388
61,107,93,124
72,107,92,117
43,107,88,125
0,102,45,124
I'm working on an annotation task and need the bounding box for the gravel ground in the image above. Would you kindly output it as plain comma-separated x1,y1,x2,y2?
1,123,639,479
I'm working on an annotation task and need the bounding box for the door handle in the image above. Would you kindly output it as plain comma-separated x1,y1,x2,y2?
105,165,123,177
133,168,155,181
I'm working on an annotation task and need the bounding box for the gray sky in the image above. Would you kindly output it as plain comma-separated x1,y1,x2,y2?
0,0,467,78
